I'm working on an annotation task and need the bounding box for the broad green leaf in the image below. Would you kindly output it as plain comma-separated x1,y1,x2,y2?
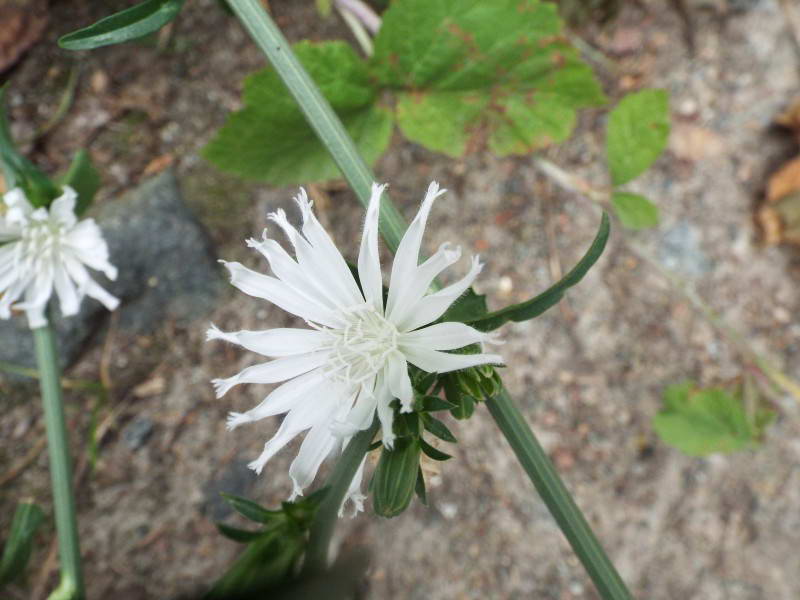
58,150,101,215
0,503,44,586
653,382,774,457
607,89,670,185
220,493,284,524
611,192,659,229
204,41,393,185
422,414,457,443
58,0,185,50
466,212,609,331
372,0,606,157
372,438,421,517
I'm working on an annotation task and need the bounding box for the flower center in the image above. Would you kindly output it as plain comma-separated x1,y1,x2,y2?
16,220,66,273
319,305,398,387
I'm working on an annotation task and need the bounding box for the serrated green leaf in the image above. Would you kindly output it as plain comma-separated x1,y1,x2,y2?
58,0,185,50
0,503,44,586
653,382,774,457
607,88,670,185
220,493,284,524
466,212,609,331
58,150,100,215
419,438,453,461
372,0,606,157
440,288,488,323
611,191,659,229
204,41,392,185
216,522,271,544
372,438,421,517
422,414,457,443
414,466,428,505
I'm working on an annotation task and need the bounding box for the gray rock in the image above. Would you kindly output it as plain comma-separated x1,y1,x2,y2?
0,170,223,371
202,459,257,521
657,220,713,277
121,415,154,451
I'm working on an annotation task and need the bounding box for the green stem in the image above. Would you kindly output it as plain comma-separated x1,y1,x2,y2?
34,324,84,600
227,4,634,599
485,390,633,600
303,420,379,574
225,0,406,253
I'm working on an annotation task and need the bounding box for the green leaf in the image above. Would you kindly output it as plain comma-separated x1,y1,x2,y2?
58,150,101,215
414,467,428,505
58,0,185,50
371,0,606,157
0,503,44,586
611,191,659,229
204,41,393,185
466,212,610,331
440,288,488,323
372,438,421,517
216,523,272,544
419,395,457,412
220,493,284,524
419,438,452,461
315,0,333,17
422,414,457,443
607,88,670,185
653,382,774,457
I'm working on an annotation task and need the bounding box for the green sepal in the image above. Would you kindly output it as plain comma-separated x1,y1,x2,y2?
220,492,285,524
58,0,186,50
419,438,452,462
372,437,421,518
421,413,457,443
0,502,44,586
465,213,610,331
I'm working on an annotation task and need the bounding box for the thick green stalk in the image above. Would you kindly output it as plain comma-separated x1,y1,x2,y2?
485,390,633,600
225,0,406,253
304,421,379,573
34,324,84,600
226,3,634,598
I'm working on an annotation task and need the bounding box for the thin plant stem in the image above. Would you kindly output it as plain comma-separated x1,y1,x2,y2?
34,324,84,600
303,420,379,573
226,3,635,598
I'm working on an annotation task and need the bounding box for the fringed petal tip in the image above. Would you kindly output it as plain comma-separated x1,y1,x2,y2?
289,482,304,502
212,377,235,398
338,492,366,518
247,457,267,475
424,181,447,202
293,187,313,221
226,412,251,430
382,432,396,450
399,400,414,414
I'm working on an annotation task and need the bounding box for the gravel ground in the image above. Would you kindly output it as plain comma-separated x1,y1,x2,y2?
2,1,800,598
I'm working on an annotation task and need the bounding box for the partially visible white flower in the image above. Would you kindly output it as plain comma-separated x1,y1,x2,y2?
208,182,502,516
0,186,118,329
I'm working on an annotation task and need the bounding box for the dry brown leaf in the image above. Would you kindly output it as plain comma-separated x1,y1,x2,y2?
142,154,174,176
766,156,800,204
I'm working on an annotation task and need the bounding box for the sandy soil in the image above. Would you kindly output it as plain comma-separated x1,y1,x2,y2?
2,0,800,598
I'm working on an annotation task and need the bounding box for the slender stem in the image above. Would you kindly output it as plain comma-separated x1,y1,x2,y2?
225,0,406,253
304,420,379,573
227,5,634,599
34,324,84,600
485,390,633,600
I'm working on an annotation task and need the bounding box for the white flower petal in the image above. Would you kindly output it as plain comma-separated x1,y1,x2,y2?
0,278,29,319
396,255,483,332
357,183,386,312
289,422,338,499
339,454,367,518
50,187,78,228
386,351,414,412
225,368,329,429
221,261,341,327
53,266,80,316
386,181,446,317
399,321,492,351
374,375,396,449
401,345,503,375
330,381,377,437
207,324,324,357
212,351,329,398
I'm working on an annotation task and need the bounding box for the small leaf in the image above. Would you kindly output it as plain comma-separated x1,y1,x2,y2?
0,503,45,585
440,288,488,323
414,467,428,506
607,89,670,185
422,414,457,443
216,523,271,544
419,438,452,461
58,0,185,50
419,395,457,412
466,213,610,331
220,493,284,524
611,192,659,229
58,150,100,215
372,438,421,517
653,381,774,457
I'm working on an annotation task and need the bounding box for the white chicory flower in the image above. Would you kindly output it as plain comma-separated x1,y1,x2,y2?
208,182,502,515
0,186,118,329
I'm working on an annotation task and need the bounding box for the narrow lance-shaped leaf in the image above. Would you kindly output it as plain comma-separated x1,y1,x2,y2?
58,0,185,51
465,212,610,331
0,503,45,586
220,492,285,524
